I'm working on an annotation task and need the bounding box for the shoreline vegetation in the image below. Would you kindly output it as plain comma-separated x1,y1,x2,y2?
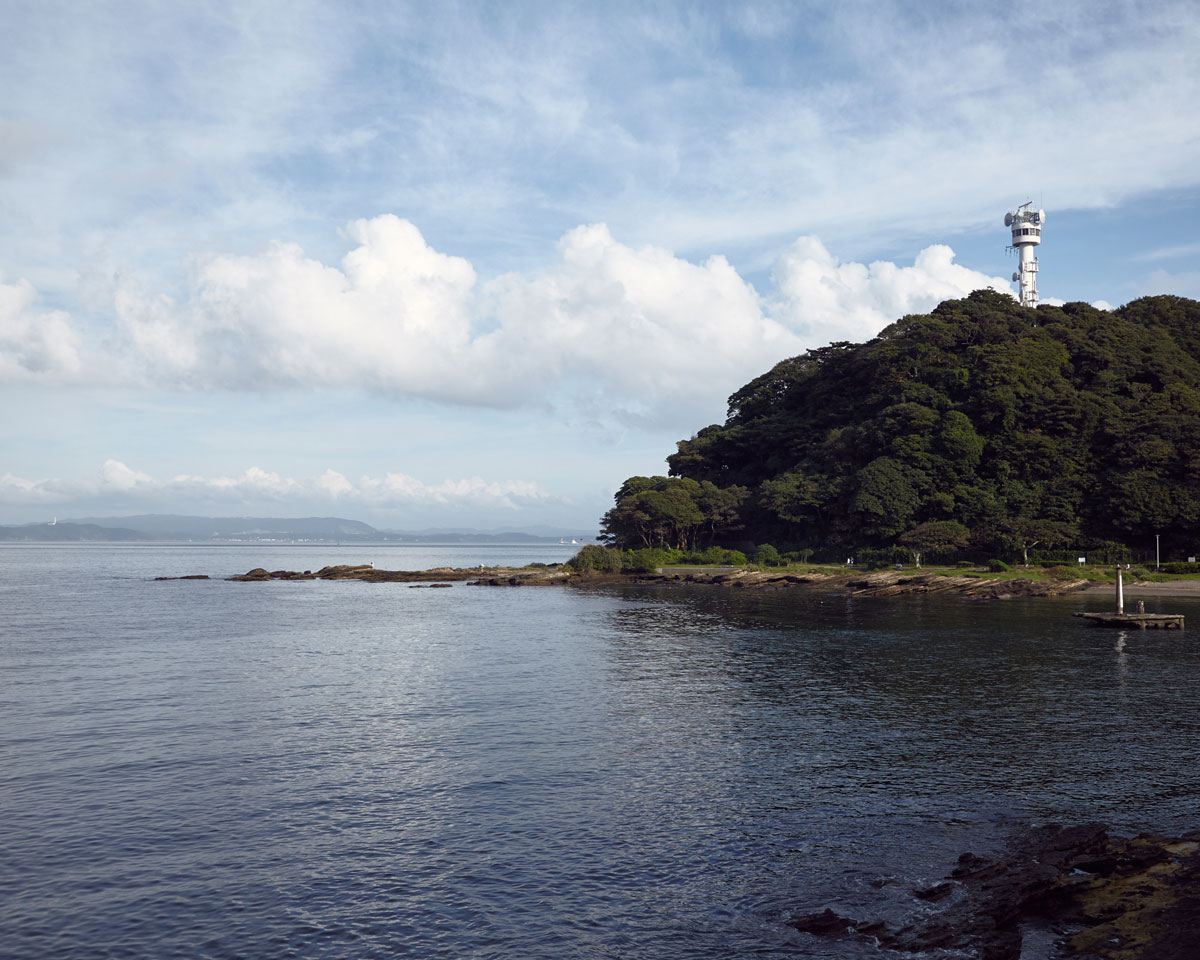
596,293,1200,578
167,560,1200,599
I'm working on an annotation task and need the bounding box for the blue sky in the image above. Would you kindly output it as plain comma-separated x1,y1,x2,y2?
2,0,1198,530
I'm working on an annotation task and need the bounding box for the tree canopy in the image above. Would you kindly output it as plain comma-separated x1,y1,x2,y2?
600,291,1200,561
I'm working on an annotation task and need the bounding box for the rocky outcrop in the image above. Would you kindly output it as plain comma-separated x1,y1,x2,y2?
216,564,1089,598
569,568,1089,598
227,564,492,583
788,823,1200,959
843,570,1090,599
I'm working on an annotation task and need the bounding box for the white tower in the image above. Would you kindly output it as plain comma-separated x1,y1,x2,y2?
1004,202,1044,307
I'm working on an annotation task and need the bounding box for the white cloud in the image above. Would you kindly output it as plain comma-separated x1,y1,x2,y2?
7,217,1013,428
356,473,546,510
1145,268,1200,300
316,468,355,498
1132,242,1200,263
768,238,1012,345
0,461,549,513
100,458,153,491
113,214,483,398
4,1,1199,300
482,222,797,424
0,275,83,380
0,472,60,504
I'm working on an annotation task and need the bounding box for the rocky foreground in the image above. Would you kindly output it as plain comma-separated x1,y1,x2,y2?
205,564,1089,599
788,823,1200,960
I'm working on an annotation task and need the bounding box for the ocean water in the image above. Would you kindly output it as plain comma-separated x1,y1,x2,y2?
3,543,1200,959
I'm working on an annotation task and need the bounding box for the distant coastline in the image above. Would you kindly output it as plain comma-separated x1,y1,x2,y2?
0,514,596,544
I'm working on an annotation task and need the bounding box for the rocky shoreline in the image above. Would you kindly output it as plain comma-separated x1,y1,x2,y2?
789,822,1200,959
203,564,1092,599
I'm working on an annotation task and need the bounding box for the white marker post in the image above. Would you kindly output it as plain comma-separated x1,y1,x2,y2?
1116,566,1124,614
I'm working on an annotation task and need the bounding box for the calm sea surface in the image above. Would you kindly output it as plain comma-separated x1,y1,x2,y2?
3,543,1200,959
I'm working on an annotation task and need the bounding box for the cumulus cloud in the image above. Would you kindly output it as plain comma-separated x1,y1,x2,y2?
1145,268,1200,300
769,238,1012,345
0,461,548,512
0,275,83,380
481,223,798,423
100,458,153,491
113,215,481,398
101,216,1009,426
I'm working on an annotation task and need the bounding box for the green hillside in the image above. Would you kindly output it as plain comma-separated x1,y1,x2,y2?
601,290,1200,563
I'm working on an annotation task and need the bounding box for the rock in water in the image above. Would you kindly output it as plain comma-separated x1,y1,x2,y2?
787,823,1200,959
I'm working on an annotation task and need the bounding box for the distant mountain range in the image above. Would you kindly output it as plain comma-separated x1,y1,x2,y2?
0,515,594,543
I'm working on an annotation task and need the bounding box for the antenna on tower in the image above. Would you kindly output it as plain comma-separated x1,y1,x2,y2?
1004,201,1044,307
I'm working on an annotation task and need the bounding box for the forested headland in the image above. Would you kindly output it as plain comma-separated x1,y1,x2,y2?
598,290,1200,568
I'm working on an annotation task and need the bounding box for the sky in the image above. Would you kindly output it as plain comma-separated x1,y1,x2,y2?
2,0,1199,531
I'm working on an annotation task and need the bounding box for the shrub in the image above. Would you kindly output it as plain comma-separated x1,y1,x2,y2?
1088,540,1132,565
753,543,783,566
1162,561,1200,575
857,546,910,569
567,545,624,573
987,558,1010,572
683,545,749,566
623,547,681,572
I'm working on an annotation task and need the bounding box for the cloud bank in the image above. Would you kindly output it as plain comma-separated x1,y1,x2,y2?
6,216,1010,426
0,460,549,513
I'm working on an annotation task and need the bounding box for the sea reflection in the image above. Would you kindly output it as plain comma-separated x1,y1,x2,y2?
597,584,1200,842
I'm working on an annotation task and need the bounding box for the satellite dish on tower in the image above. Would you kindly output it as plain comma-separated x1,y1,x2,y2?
1004,212,1013,227
1039,209,1046,223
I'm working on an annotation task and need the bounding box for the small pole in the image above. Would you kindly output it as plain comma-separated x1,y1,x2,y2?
1116,566,1124,614
1156,534,1160,572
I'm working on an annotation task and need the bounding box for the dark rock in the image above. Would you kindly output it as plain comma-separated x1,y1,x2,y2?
785,907,855,936
914,880,956,901
227,567,272,581
788,823,1200,959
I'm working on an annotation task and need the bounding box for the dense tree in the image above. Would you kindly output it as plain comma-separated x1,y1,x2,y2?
600,476,746,550
603,291,1200,561
897,521,971,567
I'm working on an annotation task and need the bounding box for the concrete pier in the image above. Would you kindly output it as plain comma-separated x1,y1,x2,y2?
1074,611,1184,629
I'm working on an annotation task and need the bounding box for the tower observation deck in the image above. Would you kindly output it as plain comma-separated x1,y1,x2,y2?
1005,202,1044,307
